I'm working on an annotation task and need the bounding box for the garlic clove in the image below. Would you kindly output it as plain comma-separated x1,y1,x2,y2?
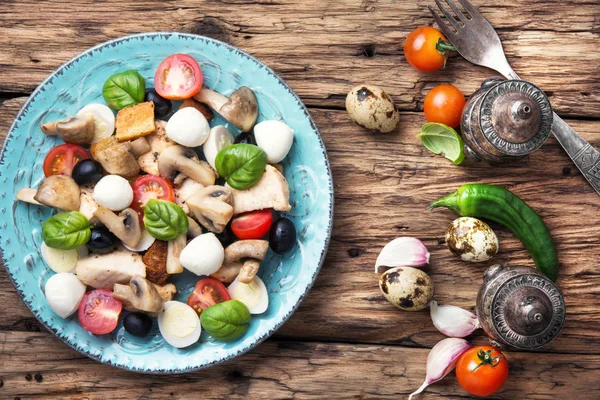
374,237,430,273
409,337,471,400
430,300,480,338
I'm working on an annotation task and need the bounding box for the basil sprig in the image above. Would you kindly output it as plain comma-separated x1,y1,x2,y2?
42,211,92,250
143,199,188,241
102,69,146,111
215,144,267,190
200,300,251,341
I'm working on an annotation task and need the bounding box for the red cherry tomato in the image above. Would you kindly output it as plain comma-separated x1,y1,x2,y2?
154,54,203,100
78,289,123,335
131,175,175,217
456,346,509,397
404,26,453,72
423,84,466,128
43,144,90,177
187,278,231,315
231,209,273,240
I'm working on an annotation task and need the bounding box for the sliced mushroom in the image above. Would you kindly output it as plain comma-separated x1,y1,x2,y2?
211,240,268,284
186,185,233,234
113,276,164,313
229,164,291,214
174,178,205,215
166,233,187,274
130,137,151,157
33,175,80,211
41,114,95,144
90,136,140,178
187,217,202,239
158,145,216,186
193,86,258,132
16,188,43,206
76,248,146,289
93,206,141,248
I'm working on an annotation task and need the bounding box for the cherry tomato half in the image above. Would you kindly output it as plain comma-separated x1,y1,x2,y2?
187,278,231,315
404,26,453,72
456,346,509,397
154,54,203,100
43,144,90,177
231,209,273,240
131,175,175,217
423,84,466,128
78,289,123,335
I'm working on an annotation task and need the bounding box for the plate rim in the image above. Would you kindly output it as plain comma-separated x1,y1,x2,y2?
0,32,334,374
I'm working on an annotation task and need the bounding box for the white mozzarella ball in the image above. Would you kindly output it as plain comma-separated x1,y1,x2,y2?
228,275,269,314
254,120,294,163
158,301,201,348
166,107,210,147
180,233,224,276
45,273,87,318
77,103,116,142
93,175,133,211
203,126,234,170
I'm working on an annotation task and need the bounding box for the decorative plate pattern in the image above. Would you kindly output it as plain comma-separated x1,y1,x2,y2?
0,33,334,373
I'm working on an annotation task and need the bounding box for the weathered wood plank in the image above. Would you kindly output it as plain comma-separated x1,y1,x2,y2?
0,0,599,116
0,331,599,399
2,98,599,355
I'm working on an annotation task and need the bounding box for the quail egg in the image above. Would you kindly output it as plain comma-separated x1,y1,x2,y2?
446,217,499,262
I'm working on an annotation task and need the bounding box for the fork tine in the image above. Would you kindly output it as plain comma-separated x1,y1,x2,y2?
428,6,458,43
444,0,469,24
433,0,461,30
456,0,484,21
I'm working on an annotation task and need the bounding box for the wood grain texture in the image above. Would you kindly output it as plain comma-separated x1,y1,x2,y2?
1,0,600,397
1,332,600,399
0,0,599,116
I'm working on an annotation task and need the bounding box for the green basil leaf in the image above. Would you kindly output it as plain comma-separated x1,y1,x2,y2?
102,70,146,111
417,122,465,165
200,300,251,341
143,199,189,241
42,211,92,250
215,144,267,190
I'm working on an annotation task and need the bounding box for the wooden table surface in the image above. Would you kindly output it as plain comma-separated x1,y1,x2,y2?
1,0,600,398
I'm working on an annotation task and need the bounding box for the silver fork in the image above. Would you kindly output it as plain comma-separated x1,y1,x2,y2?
430,0,600,195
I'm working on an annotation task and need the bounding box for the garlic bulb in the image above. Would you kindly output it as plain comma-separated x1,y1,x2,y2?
374,237,430,273
430,300,480,338
409,338,471,400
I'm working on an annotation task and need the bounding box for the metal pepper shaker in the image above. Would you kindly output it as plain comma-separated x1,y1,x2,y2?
476,265,565,350
461,78,553,163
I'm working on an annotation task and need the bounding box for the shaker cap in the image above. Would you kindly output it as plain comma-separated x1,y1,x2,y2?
492,272,565,349
479,80,553,156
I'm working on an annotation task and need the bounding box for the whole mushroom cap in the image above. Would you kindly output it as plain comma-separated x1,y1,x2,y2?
346,84,400,133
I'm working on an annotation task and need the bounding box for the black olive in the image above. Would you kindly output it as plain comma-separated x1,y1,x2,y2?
123,312,153,337
72,159,103,185
215,224,235,247
145,88,172,118
269,218,296,254
86,227,117,254
234,131,257,145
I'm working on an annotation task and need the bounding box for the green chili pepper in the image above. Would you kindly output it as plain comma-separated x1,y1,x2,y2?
430,184,559,281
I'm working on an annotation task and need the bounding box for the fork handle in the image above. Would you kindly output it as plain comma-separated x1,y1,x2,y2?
504,69,600,194
551,113,600,195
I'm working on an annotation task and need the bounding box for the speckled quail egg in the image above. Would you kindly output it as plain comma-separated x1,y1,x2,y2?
445,217,499,262
345,84,400,133
379,267,434,311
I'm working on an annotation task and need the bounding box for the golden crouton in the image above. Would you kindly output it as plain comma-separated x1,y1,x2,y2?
116,102,156,142
181,98,213,120
142,240,170,285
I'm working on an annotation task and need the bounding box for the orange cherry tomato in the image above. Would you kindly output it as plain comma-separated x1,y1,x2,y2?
423,84,466,128
404,26,453,72
456,346,509,397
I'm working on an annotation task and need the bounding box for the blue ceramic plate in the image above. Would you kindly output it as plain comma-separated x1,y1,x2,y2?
0,33,333,373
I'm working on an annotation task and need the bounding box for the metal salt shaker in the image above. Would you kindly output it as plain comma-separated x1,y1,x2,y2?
461,78,554,163
476,265,565,350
